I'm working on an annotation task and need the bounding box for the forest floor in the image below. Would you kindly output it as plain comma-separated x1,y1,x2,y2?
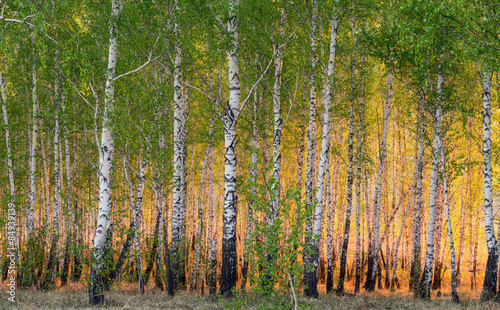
1,284,495,310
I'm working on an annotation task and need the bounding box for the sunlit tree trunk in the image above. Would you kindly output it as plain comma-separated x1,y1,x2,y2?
28,32,37,241
134,154,148,294
190,116,214,290
391,187,412,290
457,119,469,286
61,93,73,287
365,71,392,292
479,71,498,302
355,54,365,294
43,67,61,289
170,0,186,292
242,89,258,291
410,100,426,293
88,0,123,305
419,72,443,299
1,70,19,283
336,8,356,294
270,8,285,223
303,0,318,296
439,137,459,303
305,0,338,297
220,0,240,296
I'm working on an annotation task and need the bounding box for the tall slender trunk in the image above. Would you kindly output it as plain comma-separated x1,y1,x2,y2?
480,71,498,302
439,137,459,302
296,96,307,199
88,0,123,305
134,155,148,294
270,9,285,223
242,89,258,290
28,33,37,242
170,0,186,293
325,127,333,293
303,0,318,296
1,70,20,289
305,0,337,298
220,0,240,296
419,72,443,299
40,129,51,229
61,93,73,287
457,118,469,286
391,187,412,290
336,8,356,295
365,71,392,292
190,116,214,290
410,99,426,292
43,66,61,289
354,55,365,294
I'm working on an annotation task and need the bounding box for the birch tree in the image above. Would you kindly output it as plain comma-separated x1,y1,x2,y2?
336,4,356,294
365,71,392,292
418,72,443,299
170,0,186,292
303,0,318,296
220,0,240,296
88,0,123,305
479,71,497,302
439,136,459,303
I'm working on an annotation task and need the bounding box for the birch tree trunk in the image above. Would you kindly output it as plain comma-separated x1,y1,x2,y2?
242,89,258,290
43,68,61,289
419,73,443,299
411,100,426,292
170,0,186,292
28,35,37,242
336,7,356,294
220,0,240,296
1,70,20,287
457,119,469,286
88,0,123,305
190,116,214,290
439,137,459,303
305,0,338,297
61,94,73,287
270,8,285,223
355,55,366,294
365,71,392,292
479,71,498,302
303,0,318,295
391,186,413,290
134,155,148,294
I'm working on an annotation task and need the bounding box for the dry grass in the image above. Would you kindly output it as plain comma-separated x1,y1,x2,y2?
0,285,496,310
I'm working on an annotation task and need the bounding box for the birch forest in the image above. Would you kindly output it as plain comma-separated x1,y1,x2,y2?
1,0,500,309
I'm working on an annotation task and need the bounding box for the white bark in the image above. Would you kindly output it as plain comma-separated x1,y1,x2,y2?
1,71,19,272
366,71,392,291
439,136,459,302
270,8,285,223
171,0,185,268
220,0,240,295
355,54,366,293
420,73,443,298
51,66,61,260
480,71,498,301
134,155,148,294
303,0,318,294
28,36,37,239
0,71,15,207
89,0,123,304
310,0,338,277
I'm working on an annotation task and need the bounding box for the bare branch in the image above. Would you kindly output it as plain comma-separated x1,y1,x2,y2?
113,54,161,81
